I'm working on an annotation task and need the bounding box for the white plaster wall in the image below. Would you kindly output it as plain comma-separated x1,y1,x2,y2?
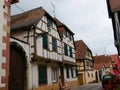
63,67,77,83
93,70,100,82
36,16,62,62
47,66,52,85
62,42,75,63
80,70,98,84
31,64,39,89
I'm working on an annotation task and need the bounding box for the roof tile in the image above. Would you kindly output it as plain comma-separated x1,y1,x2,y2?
11,7,45,30
109,0,120,12
93,55,112,70
75,40,91,60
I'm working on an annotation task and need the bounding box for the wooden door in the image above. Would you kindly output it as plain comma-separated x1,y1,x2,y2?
78,73,83,85
9,47,26,90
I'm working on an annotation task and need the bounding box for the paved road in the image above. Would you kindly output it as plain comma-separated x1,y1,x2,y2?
71,83,102,90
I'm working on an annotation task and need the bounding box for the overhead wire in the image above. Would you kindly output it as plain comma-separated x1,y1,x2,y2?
14,3,25,12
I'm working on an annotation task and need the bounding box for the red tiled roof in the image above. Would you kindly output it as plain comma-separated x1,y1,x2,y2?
93,55,112,70
11,0,19,4
110,54,119,64
109,0,120,12
75,40,91,60
54,18,74,38
11,7,45,30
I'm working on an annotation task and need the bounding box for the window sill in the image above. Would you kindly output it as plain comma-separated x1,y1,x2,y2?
52,81,57,84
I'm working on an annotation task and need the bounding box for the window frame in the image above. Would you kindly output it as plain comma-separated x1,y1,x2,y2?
66,67,70,78
52,37,57,52
71,67,74,78
38,65,47,85
64,29,67,37
43,34,48,49
64,43,68,56
69,46,73,57
51,67,57,83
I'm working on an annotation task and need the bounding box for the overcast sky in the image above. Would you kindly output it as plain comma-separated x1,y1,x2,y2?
11,0,118,55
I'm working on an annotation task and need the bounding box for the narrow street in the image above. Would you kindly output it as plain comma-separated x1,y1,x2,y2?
71,83,102,90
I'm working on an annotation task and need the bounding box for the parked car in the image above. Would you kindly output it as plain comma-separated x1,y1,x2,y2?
102,74,120,90
102,75,113,89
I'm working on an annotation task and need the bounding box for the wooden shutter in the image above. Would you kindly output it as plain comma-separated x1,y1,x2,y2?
71,68,74,78
64,43,68,56
43,34,48,49
52,38,57,52
66,67,69,78
70,47,73,57
38,66,47,85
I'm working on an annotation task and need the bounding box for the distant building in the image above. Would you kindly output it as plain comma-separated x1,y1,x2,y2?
75,40,99,84
110,54,119,65
10,7,78,90
0,0,18,90
110,54,120,75
106,0,120,57
94,55,113,80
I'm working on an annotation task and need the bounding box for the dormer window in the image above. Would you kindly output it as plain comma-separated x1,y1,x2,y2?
47,18,52,32
64,29,67,36
68,32,72,40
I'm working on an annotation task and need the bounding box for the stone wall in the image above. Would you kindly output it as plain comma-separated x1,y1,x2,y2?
0,0,10,90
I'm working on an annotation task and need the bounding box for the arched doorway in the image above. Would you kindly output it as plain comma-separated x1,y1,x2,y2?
95,71,98,82
9,42,27,90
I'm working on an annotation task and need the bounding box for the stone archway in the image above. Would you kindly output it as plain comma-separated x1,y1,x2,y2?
9,42,27,90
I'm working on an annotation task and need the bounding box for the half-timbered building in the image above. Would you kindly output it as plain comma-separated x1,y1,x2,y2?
55,18,78,88
94,55,113,79
106,0,120,57
10,7,76,90
11,7,63,90
75,40,99,84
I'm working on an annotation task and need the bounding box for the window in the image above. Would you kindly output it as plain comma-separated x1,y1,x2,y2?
43,34,48,49
38,65,47,85
52,38,57,52
66,67,69,78
51,68,57,83
71,68,74,78
75,68,78,77
64,30,67,36
91,73,93,78
64,43,68,56
69,47,73,57
86,61,89,66
68,32,72,40
47,18,52,32
88,73,90,78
